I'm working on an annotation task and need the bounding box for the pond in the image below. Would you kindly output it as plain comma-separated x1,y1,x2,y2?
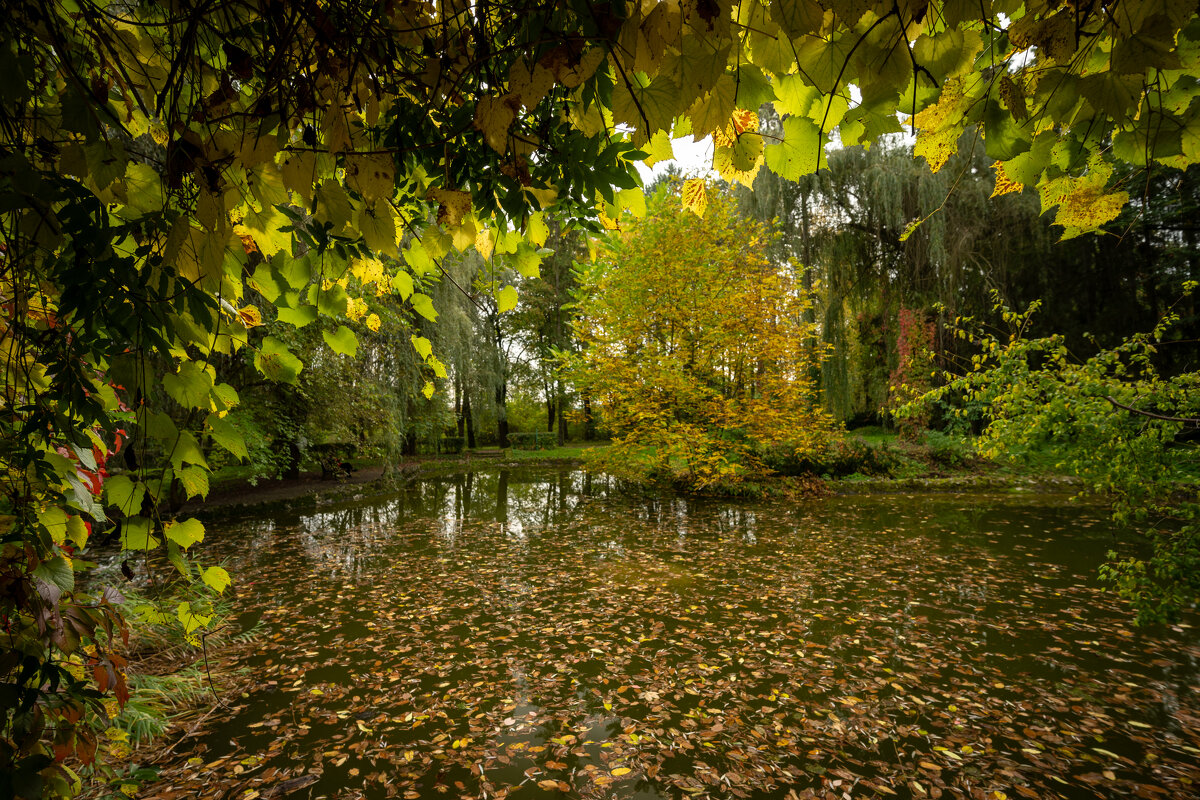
141,467,1200,800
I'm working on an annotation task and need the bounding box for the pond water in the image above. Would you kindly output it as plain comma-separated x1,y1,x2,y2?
143,467,1200,800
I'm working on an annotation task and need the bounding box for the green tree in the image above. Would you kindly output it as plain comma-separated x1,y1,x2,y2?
910,298,1200,623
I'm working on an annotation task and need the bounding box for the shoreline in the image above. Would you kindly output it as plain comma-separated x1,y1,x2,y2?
187,454,1083,519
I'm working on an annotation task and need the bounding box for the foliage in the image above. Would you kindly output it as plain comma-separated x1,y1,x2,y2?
758,436,900,479
887,306,938,436
4,0,1200,794
569,187,833,488
908,296,1200,623
507,432,559,451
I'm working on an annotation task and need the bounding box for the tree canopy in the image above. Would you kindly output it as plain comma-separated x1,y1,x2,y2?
569,186,831,488
4,0,1200,795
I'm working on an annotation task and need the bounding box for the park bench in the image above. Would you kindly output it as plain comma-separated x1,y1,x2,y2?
310,442,357,479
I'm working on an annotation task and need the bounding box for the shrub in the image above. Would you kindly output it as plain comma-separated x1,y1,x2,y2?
758,437,900,478
508,432,558,450
920,430,974,467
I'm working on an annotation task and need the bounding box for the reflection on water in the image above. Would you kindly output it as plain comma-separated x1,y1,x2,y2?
144,468,1200,800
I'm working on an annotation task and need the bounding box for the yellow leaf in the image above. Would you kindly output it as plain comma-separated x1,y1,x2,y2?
345,153,395,203
427,188,472,228
475,227,495,261
643,129,675,167
508,61,555,108
611,767,632,777
474,94,518,153
731,108,759,135
913,77,971,173
237,305,263,327
990,161,1023,198
681,179,707,217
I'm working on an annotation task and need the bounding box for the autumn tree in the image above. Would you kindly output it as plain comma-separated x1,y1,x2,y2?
569,185,833,488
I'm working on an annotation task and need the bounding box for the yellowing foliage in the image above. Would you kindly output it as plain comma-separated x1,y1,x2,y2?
569,187,834,489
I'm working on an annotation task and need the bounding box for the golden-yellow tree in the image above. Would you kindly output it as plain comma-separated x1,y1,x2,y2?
570,185,832,489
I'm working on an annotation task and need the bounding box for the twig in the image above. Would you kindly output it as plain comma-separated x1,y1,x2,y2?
1104,396,1200,425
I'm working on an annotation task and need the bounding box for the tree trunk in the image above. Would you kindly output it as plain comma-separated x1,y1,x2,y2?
454,374,464,438
582,394,595,441
464,391,476,449
282,438,302,480
496,469,509,527
547,397,555,432
556,379,567,446
496,382,509,447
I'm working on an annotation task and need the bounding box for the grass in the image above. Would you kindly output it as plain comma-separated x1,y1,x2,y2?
845,425,901,446
505,441,610,461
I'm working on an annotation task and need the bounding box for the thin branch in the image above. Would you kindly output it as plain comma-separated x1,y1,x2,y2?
1104,396,1200,425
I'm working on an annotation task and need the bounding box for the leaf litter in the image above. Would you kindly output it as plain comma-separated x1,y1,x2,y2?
139,469,1200,800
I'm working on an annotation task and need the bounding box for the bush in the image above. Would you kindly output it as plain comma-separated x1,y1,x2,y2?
920,430,974,467
440,436,464,454
758,437,900,478
508,432,558,450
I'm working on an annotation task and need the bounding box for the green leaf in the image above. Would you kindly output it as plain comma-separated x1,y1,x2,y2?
983,99,1033,161
770,0,824,38
255,336,303,384
411,335,433,361
323,325,359,357
278,253,313,290
251,263,282,302
206,414,249,461
177,465,210,500
773,75,820,118
201,566,231,594
38,506,69,545
212,382,240,412
764,116,823,181
162,361,214,410
104,475,146,516
120,517,160,551
496,284,519,313
33,556,74,593
277,303,318,327
357,200,399,256
410,292,438,321
65,515,88,549
176,601,213,636
144,411,179,443
165,517,205,549
403,240,435,275
168,431,208,472
512,243,543,278
309,283,349,317
392,270,415,299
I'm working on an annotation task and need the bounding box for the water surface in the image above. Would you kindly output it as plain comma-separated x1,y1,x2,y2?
144,468,1200,800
